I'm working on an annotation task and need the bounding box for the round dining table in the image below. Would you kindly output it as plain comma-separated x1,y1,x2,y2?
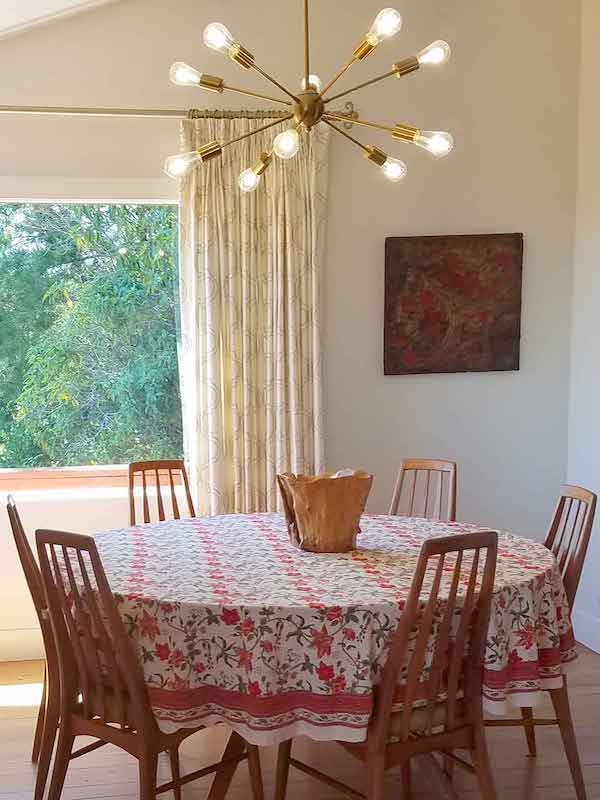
94,513,576,746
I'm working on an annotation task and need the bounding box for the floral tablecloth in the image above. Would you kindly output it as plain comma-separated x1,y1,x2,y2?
94,514,576,745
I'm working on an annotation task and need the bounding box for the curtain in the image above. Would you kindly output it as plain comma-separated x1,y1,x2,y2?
178,113,330,515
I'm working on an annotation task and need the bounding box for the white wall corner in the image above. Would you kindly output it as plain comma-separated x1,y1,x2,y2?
572,607,600,654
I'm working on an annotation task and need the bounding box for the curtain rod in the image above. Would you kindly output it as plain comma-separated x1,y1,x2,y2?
0,105,290,120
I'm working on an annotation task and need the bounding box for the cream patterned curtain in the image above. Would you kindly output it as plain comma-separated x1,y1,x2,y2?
178,113,330,515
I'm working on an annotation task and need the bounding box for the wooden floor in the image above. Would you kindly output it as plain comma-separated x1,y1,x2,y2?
1,647,599,800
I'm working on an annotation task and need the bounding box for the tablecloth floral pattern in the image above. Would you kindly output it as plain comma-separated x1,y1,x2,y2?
94,514,576,744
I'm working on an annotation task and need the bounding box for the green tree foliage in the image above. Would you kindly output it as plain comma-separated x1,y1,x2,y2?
0,203,183,467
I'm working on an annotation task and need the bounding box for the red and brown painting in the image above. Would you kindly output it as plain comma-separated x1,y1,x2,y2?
384,233,523,375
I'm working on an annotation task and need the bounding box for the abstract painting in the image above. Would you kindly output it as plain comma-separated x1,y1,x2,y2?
384,233,523,375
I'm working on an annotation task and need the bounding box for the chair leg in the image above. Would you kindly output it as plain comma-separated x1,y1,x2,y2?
247,745,264,800
46,722,74,800
471,727,497,800
366,753,386,800
550,683,587,800
401,761,412,798
138,750,159,800
32,664,47,763
34,670,60,800
274,740,292,800
207,731,246,800
169,747,182,800
521,707,537,757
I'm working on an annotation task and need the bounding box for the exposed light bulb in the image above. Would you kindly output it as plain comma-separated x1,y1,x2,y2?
301,74,323,92
382,157,407,182
164,151,201,178
239,168,261,193
417,40,451,66
414,130,454,157
367,8,402,44
273,128,300,160
170,62,202,87
203,22,235,53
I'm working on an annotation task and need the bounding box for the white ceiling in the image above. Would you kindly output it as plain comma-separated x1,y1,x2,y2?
0,0,117,38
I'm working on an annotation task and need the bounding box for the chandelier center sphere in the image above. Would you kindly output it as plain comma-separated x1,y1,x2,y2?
293,89,324,129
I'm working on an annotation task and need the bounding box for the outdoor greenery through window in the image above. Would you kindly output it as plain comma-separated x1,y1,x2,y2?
0,203,183,468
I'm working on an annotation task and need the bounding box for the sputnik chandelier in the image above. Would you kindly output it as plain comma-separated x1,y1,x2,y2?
165,2,453,191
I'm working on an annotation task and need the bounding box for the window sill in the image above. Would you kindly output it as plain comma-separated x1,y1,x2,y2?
0,465,129,492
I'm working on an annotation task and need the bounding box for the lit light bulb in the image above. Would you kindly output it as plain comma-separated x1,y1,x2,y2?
239,168,261,193
414,130,454,157
417,40,451,66
203,22,235,53
164,151,201,178
301,74,323,92
273,128,300,160
170,62,202,87
382,157,407,182
367,8,402,44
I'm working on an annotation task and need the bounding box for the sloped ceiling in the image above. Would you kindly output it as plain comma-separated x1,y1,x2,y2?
0,0,118,38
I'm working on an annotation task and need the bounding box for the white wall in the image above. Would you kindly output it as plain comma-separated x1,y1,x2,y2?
0,490,129,659
0,0,583,657
567,0,600,652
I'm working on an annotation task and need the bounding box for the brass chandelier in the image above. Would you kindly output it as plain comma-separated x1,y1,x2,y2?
165,2,453,191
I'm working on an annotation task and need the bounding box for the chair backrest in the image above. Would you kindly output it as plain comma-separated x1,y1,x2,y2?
36,529,155,733
128,459,195,525
371,531,498,747
389,458,457,521
7,495,46,618
544,484,597,609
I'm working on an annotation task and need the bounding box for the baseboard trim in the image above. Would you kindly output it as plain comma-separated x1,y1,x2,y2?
573,608,600,654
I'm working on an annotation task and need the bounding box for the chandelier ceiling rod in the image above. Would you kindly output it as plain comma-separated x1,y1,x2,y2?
304,0,310,86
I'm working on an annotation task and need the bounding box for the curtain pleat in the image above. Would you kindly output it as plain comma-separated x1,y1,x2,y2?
178,115,330,515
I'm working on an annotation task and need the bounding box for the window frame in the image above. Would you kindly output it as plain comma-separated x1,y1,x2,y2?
0,195,181,488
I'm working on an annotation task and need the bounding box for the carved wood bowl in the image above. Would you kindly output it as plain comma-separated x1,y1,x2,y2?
277,470,373,553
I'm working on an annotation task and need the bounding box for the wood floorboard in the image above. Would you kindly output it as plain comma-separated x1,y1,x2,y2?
0,645,598,799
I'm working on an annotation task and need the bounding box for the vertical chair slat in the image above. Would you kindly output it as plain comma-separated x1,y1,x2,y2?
49,544,91,718
446,547,481,731
399,554,445,741
423,550,463,734
61,545,107,721
409,471,417,516
75,549,128,727
141,471,150,523
169,470,180,519
155,469,166,521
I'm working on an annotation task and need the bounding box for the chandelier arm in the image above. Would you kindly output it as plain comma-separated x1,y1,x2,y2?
223,83,293,106
304,0,310,86
321,117,370,154
323,69,399,105
252,65,300,102
222,114,294,148
319,58,358,99
325,112,398,135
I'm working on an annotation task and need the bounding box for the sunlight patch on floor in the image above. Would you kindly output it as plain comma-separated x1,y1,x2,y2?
0,682,43,707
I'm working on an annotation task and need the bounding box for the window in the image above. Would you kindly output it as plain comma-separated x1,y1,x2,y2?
0,202,183,471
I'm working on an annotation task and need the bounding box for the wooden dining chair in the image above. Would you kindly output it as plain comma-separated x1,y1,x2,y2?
7,496,61,800
36,528,263,800
389,458,457,521
274,531,499,800
545,484,597,609
485,484,596,800
129,459,195,525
